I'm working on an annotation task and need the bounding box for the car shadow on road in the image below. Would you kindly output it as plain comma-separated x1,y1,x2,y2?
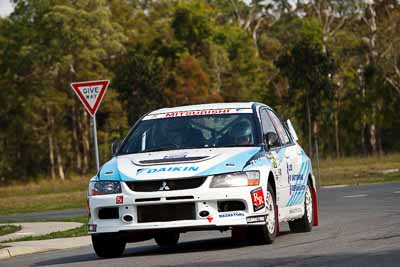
158,249,400,267
33,234,271,266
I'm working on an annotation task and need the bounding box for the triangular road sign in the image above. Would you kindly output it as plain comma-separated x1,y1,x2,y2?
70,80,109,116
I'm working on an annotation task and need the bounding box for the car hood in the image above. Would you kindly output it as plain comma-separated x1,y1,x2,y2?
98,147,262,181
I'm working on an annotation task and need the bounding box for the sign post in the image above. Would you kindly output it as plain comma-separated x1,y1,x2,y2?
70,80,109,172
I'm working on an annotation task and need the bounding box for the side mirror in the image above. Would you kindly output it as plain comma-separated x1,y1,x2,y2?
112,140,121,155
265,132,279,148
286,119,299,141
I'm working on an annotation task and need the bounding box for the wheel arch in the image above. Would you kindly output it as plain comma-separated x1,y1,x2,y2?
267,171,276,198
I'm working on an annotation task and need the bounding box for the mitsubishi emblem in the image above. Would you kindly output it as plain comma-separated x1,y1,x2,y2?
159,181,170,191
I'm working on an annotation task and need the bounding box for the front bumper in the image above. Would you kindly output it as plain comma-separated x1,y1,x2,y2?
88,179,268,234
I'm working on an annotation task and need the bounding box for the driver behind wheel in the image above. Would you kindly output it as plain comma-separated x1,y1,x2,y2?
229,120,253,145
158,119,186,147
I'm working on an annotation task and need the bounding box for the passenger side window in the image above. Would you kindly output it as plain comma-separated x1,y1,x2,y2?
260,109,280,147
268,110,290,145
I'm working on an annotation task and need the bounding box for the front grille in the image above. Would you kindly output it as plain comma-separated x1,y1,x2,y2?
137,203,195,223
126,177,207,192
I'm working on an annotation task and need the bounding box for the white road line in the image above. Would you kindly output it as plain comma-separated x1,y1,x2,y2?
393,191,400,194
343,194,368,198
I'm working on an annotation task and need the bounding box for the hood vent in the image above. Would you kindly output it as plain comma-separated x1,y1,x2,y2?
137,156,209,165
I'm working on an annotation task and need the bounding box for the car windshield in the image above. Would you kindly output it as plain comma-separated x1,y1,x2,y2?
118,113,259,154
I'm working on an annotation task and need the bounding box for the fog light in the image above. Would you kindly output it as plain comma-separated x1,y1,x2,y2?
199,210,210,217
122,214,134,223
88,224,97,232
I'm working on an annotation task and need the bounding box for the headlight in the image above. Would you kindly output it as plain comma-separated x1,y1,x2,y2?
209,171,260,188
88,181,121,196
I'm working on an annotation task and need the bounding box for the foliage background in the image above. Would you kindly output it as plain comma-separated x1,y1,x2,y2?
1,0,400,182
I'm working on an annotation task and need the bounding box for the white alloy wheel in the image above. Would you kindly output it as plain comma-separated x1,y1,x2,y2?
305,185,313,224
265,191,276,234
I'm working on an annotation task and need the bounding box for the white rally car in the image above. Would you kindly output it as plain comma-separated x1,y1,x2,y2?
87,102,318,258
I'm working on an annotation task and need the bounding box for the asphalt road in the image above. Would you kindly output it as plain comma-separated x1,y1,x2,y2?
2,182,400,267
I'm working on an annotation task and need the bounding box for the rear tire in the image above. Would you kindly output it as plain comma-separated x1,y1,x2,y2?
289,180,314,233
154,231,180,248
92,234,126,258
250,183,277,244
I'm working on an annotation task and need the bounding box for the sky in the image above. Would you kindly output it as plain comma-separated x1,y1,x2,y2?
0,0,13,17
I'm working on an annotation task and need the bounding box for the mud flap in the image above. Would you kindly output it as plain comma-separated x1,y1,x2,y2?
275,204,280,235
312,186,319,226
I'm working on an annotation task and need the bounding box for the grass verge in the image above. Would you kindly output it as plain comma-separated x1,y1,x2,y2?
1,216,88,243
316,153,400,186
0,176,89,215
0,225,21,236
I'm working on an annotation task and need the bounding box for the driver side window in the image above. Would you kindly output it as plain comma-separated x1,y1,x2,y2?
268,110,290,145
260,109,280,148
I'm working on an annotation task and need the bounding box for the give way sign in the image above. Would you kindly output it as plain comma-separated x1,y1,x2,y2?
70,80,109,116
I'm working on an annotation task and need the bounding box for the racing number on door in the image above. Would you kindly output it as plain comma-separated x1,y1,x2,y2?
251,187,265,211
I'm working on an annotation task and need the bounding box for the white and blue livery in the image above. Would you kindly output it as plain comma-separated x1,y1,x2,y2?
87,102,319,258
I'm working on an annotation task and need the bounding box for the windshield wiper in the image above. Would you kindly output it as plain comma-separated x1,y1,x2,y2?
218,144,258,148
140,147,177,153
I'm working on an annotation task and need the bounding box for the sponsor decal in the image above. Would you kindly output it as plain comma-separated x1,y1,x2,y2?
246,215,266,223
136,166,200,175
165,109,231,118
142,108,253,120
266,153,278,168
207,216,214,223
265,152,274,159
116,195,124,204
218,212,245,218
287,163,293,171
271,157,278,168
251,187,265,212
290,184,306,195
164,153,188,159
290,174,303,181
225,163,236,167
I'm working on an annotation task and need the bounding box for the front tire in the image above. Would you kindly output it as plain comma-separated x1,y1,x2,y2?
154,231,180,248
289,180,314,232
92,234,126,258
250,183,277,244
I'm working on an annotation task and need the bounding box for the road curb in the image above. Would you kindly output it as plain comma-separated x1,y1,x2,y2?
0,246,53,259
0,236,91,260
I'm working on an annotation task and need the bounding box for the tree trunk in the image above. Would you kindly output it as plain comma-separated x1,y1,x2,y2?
46,106,56,179
361,117,367,156
55,141,65,180
370,107,377,154
72,104,82,173
334,110,340,158
306,95,313,157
